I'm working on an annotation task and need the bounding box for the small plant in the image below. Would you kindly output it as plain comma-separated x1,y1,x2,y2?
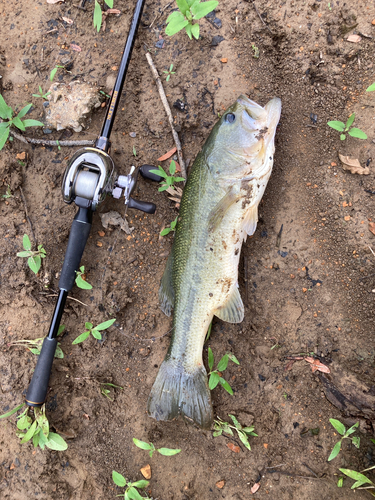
213,415,257,450
160,216,178,236
327,113,367,141
328,419,360,461
0,95,44,151
32,86,51,100
366,82,375,92
17,234,46,274
112,471,149,499
75,266,93,290
151,160,185,192
339,466,375,494
251,44,260,58
72,318,116,344
9,325,65,358
165,0,219,40
94,0,113,32
2,185,12,199
163,64,176,82
0,403,68,451
208,348,239,395
100,382,123,401
133,438,181,458
50,65,66,82
133,145,137,157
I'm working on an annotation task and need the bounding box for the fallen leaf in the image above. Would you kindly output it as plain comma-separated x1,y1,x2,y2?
227,442,240,453
47,0,65,3
166,186,183,204
263,443,268,449
216,480,225,489
304,357,330,374
105,8,121,15
16,152,26,160
369,222,375,236
174,161,181,172
70,43,81,52
98,230,105,237
339,154,370,175
157,147,177,161
347,34,361,43
284,360,296,371
251,482,260,494
140,464,151,480
62,16,73,24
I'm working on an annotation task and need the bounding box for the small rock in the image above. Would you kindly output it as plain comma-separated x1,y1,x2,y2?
140,464,151,480
129,132,136,138
211,35,224,46
216,480,225,489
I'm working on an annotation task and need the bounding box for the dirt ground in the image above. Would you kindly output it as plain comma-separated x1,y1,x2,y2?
1,0,375,498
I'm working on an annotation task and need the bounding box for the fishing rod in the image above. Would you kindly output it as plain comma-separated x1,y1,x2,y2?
25,0,162,407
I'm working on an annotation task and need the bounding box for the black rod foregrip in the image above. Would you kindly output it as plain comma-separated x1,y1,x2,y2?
25,337,58,406
59,207,92,291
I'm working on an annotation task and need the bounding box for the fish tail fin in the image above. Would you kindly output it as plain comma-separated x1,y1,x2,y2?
147,359,213,429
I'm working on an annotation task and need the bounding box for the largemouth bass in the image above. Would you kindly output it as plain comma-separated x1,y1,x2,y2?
148,95,282,429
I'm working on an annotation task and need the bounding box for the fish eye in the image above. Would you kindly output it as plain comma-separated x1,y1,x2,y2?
225,113,235,123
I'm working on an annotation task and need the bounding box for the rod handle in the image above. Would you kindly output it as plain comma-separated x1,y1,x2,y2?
25,338,58,407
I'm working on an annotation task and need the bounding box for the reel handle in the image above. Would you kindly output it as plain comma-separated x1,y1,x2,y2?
128,197,156,214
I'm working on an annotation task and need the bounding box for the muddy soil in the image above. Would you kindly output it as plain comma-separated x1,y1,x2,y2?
1,0,375,499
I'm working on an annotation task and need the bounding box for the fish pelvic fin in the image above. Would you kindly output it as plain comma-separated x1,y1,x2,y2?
243,204,258,237
147,360,213,430
215,285,244,323
159,252,174,316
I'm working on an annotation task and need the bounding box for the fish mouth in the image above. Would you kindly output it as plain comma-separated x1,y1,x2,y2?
237,95,266,120
237,94,282,129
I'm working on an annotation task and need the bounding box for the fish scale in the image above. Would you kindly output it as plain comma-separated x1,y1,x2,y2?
148,95,281,429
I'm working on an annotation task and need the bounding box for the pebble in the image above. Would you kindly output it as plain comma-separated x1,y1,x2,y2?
129,132,136,138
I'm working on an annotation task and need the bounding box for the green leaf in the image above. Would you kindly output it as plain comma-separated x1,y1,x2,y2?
23,234,32,251
150,168,167,178
95,318,116,331
209,372,220,390
212,430,222,437
184,22,193,39
157,448,181,456
72,330,91,344
366,82,375,92
337,477,344,487
166,11,185,23
339,469,372,486
133,438,154,451
237,430,251,450
0,94,13,120
20,420,38,443
345,113,355,130
169,160,176,175
85,322,93,330
127,487,144,500
173,176,185,183
45,432,68,451
12,116,26,131
340,134,346,141
28,255,41,274
130,480,149,489
229,414,242,430
57,325,65,336
243,426,257,436
329,418,346,436
191,0,218,19
76,274,93,289
17,103,32,119
55,345,64,359
328,440,342,461
176,0,190,15
17,251,31,258
160,227,172,236
166,17,189,36
191,22,199,40
345,422,359,436
228,353,240,365
17,414,32,430
208,347,214,371
327,120,345,132
91,329,102,340
217,354,229,372
351,436,360,448
218,377,233,395
104,0,113,6
158,185,169,192
50,67,58,81
0,123,10,150
348,128,367,140
35,408,49,437
22,119,44,128
112,470,127,487
33,429,41,448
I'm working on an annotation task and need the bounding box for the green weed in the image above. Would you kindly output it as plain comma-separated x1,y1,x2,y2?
2,185,12,199
339,466,375,495
166,0,219,40
328,419,360,461
50,65,65,82
160,216,178,236
9,325,65,359
17,234,46,274
72,318,116,344
94,0,113,32
151,160,185,192
112,470,149,499
163,64,176,82
251,44,259,58
0,95,44,151
208,348,239,395
75,266,93,290
133,438,181,458
100,382,123,401
327,113,367,141
366,82,375,92
213,414,257,450
32,86,51,100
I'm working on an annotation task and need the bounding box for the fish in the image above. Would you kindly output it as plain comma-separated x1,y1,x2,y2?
147,95,282,429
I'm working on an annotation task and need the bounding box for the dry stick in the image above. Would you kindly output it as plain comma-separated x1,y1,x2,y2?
145,52,186,180
18,186,36,245
9,128,94,147
251,0,273,34
148,1,172,29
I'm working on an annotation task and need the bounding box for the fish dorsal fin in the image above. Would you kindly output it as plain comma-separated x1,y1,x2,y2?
214,285,244,323
243,204,258,237
159,252,174,316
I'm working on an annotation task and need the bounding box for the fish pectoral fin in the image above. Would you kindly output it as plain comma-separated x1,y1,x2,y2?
243,204,258,237
159,251,175,316
208,187,240,232
215,286,244,323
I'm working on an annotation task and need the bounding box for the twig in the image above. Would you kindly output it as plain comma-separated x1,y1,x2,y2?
45,294,88,307
302,462,319,478
145,52,186,180
9,127,94,147
148,2,172,29
251,0,273,34
368,245,375,257
18,187,36,245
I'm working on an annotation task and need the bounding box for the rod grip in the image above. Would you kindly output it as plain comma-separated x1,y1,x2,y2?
25,337,58,407
59,217,91,291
